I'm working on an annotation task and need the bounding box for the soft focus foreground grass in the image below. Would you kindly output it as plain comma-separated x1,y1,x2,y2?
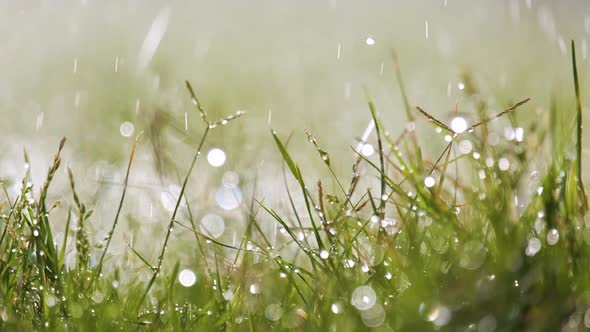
0,40,589,331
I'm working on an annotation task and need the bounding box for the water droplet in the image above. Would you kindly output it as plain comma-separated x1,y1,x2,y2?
365,37,375,46
178,269,197,287
207,148,226,167
498,158,510,171
119,121,135,137
351,285,377,311
361,303,386,327
223,289,234,301
450,117,468,134
458,140,473,154
361,144,375,157
222,171,239,188
249,283,260,294
525,237,542,256
547,228,559,245
457,82,465,90
215,186,242,210
320,250,330,259
424,176,436,188
201,213,225,238
331,302,343,314
265,303,283,321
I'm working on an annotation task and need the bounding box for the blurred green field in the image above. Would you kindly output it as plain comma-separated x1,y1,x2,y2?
1,1,590,330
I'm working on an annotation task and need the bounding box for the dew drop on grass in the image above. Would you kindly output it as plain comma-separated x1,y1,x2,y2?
547,228,559,245
424,176,435,188
320,250,330,259
200,213,225,238
265,303,283,321
450,117,468,134
119,121,134,137
457,82,465,90
351,285,377,311
365,37,375,46
207,148,226,167
525,237,542,256
178,269,197,287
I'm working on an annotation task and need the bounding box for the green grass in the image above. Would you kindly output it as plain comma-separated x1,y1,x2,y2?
0,43,589,331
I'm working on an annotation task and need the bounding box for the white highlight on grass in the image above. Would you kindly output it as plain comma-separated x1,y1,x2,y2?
365,37,375,46
457,82,465,90
119,121,134,137
178,269,197,287
425,20,429,39
114,56,119,72
138,7,170,70
135,99,141,114
424,176,436,188
337,43,342,60
207,148,226,167
450,117,468,133
73,57,78,73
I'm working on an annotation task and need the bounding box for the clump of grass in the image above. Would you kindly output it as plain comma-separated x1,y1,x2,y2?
0,42,589,331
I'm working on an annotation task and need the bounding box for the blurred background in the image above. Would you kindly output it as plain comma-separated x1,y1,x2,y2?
0,0,588,261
